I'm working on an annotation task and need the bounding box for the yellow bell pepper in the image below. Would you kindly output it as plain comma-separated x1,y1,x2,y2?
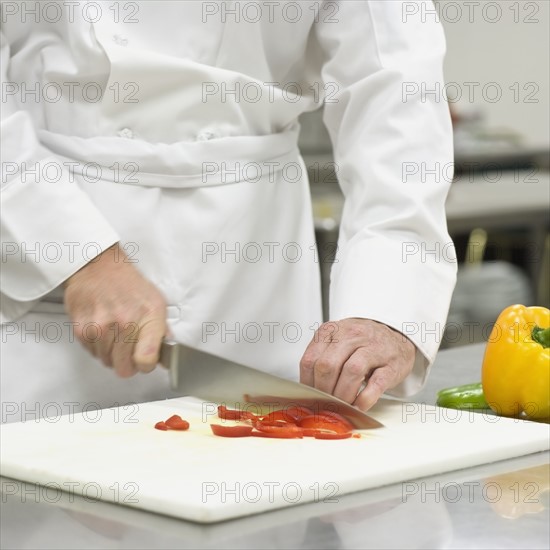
482,304,550,420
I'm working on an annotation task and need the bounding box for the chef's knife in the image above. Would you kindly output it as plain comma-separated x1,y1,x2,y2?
159,340,384,429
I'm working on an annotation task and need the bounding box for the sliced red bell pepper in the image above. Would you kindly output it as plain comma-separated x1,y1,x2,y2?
261,410,297,424
210,424,253,437
297,413,353,434
217,405,257,421
254,421,304,438
251,430,302,439
285,405,314,420
260,406,315,423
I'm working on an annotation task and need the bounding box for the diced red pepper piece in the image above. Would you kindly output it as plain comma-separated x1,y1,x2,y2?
210,424,253,437
165,415,190,431
154,421,168,431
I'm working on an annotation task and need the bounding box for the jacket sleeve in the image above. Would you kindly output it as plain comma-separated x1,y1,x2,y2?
313,1,457,395
0,28,119,322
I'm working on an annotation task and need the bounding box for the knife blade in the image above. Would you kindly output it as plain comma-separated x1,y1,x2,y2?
159,340,384,429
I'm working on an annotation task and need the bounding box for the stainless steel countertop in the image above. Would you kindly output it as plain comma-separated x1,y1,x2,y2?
1,344,549,549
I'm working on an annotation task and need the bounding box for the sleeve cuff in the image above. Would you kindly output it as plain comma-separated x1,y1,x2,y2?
329,235,456,396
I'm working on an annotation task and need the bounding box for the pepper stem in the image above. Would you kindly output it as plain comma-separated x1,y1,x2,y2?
531,326,550,348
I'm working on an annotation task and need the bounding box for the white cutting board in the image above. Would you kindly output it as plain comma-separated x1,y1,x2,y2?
1,397,548,523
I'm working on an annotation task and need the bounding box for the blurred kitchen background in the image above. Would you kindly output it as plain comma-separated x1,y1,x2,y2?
299,0,550,348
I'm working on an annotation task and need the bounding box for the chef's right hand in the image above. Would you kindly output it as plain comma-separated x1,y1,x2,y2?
63,244,167,377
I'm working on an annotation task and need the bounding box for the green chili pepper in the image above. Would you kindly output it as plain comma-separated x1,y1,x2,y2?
436,382,489,410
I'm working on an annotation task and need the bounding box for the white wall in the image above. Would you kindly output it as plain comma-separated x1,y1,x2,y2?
439,0,549,148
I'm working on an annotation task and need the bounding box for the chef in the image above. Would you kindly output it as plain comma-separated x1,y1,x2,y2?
0,0,456,422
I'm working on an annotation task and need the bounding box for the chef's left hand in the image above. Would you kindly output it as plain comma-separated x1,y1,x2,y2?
300,318,416,411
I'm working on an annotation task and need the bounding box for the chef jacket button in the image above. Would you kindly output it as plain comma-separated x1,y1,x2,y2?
117,128,134,139
113,34,128,46
197,130,218,141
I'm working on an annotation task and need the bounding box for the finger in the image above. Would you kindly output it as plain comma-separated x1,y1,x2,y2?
353,365,398,411
75,319,102,360
90,321,117,368
133,317,166,373
111,323,138,378
332,348,379,403
299,322,337,386
311,341,357,395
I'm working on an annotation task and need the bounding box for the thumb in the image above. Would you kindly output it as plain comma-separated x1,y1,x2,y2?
133,316,166,373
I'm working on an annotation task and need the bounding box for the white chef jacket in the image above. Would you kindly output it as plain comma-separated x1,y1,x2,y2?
0,1,457,409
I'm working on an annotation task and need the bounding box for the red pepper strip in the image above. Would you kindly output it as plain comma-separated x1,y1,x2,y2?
165,415,190,431
261,406,314,424
284,406,314,421
315,411,354,431
251,430,302,439
255,422,304,438
314,431,353,440
210,424,253,437
217,405,257,421
251,420,286,432
298,414,352,435
301,428,321,437
154,421,168,431
261,410,297,424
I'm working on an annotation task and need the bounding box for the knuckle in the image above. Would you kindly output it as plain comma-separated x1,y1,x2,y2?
370,373,389,393
300,359,314,372
314,359,333,377
300,352,316,371
343,359,366,378
347,324,365,338
141,295,166,317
